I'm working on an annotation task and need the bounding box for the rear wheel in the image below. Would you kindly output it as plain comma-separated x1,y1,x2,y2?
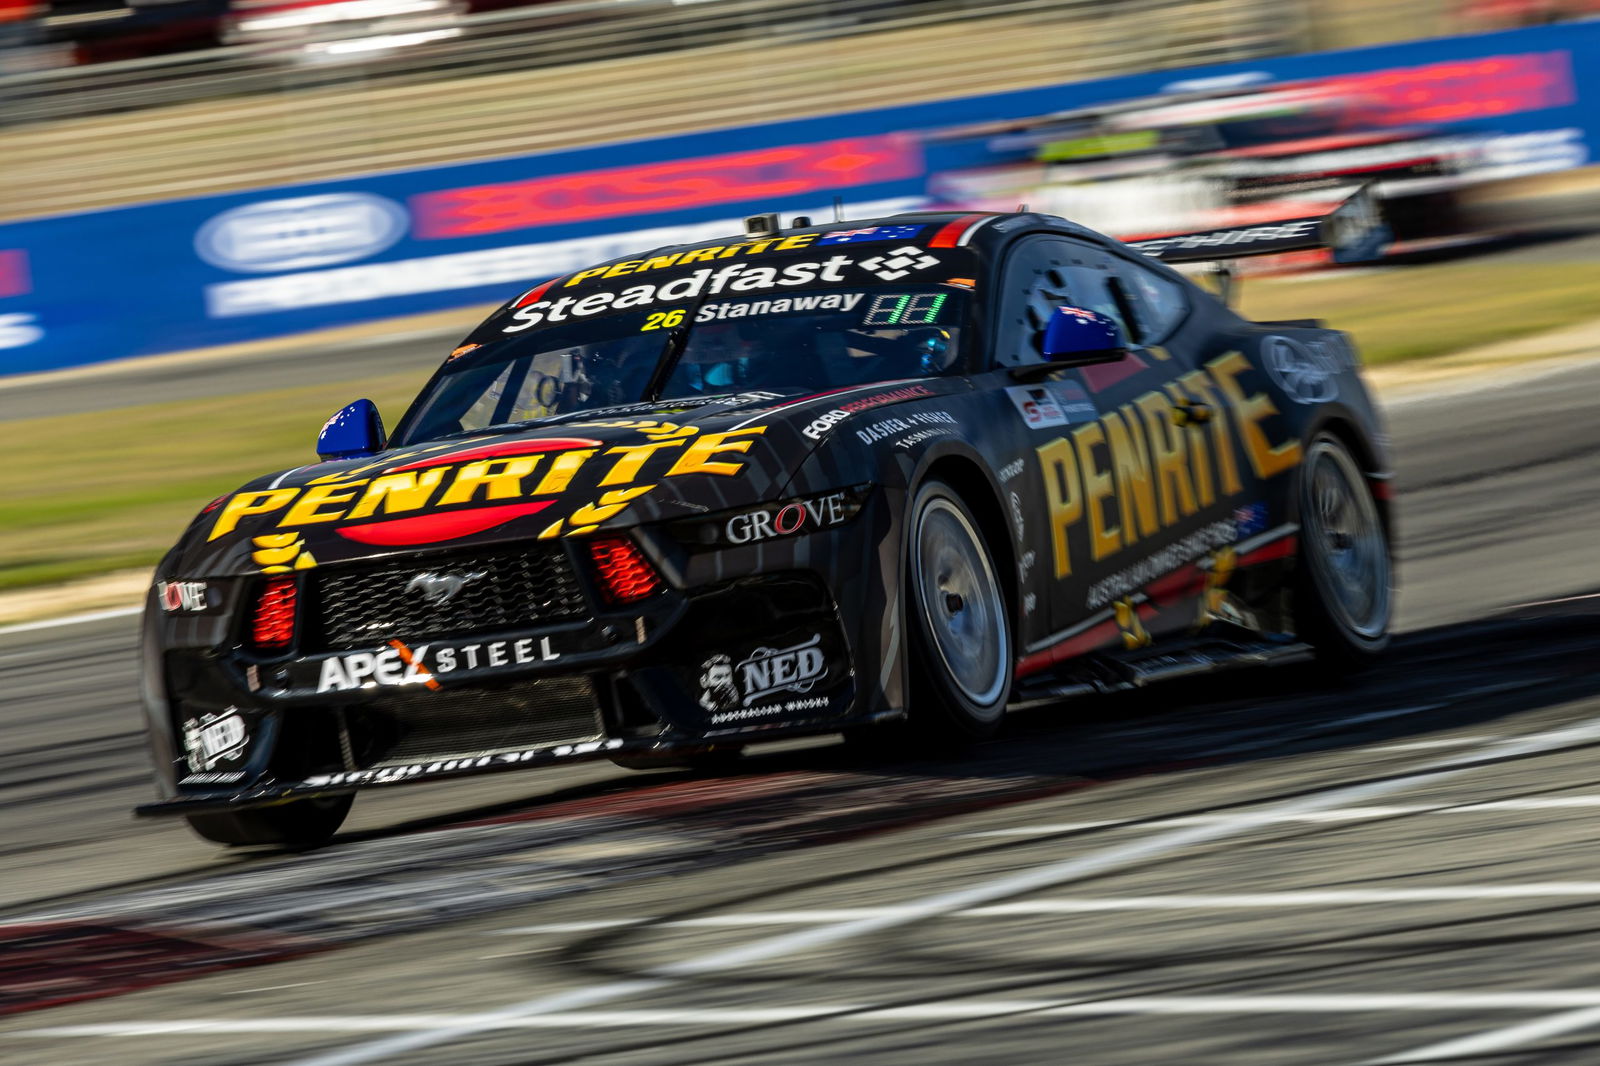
904,480,1013,743
1294,434,1393,666
184,794,352,848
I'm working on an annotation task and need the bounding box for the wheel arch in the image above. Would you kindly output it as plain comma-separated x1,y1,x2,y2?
914,453,1020,627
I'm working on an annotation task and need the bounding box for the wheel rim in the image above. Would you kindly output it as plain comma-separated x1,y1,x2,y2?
913,495,1009,713
1303,439,1391,642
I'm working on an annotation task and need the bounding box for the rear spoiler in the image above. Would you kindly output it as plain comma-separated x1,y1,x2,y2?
1126,185,1390,265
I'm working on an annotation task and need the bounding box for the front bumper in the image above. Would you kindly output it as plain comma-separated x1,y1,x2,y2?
140,549,884,817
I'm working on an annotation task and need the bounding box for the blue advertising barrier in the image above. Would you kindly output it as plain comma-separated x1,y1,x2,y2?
0,21,1594,376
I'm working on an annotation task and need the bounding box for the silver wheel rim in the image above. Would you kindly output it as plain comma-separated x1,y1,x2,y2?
912,494,1009,714
1303,439,1391,642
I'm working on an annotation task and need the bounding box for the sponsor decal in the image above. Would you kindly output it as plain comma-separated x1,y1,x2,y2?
997,458,1025,482
183,709,248,772
315,634,562,693
1263,336,1339,403
158,580,210,613
0,312,42,350
196,193,409,273
180,771,245,785
1006,381,1096,429
1131,218,1320,258
562,234,821,289
894,426,959,450
1009,491,1025,540
412,135,922,238
698,633,829,715
709,695,832,725
305,737,626,786
800,384,935,441
858,245,941,281
503,252,948,331
723,489,857,546
1086,519,1238,610
853,408,957,445
694,291,862,321
207,423,767,545
407,570,485,605
1036,352,1301,581
818,225,923,245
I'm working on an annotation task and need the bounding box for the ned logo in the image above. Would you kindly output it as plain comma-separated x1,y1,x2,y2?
736,634,826,706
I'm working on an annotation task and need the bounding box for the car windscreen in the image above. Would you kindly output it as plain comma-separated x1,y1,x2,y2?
395,286,969,445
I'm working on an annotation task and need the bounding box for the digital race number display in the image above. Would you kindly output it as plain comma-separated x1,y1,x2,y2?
863,293,950,326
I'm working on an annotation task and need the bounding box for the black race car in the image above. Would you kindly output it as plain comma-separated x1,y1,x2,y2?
139,203,1394,846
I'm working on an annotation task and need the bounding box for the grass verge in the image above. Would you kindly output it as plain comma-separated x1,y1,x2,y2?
4,258,1600,593
1239,261,1600,365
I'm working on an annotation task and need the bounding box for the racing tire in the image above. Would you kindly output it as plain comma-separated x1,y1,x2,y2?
903,480,1014,744
184,794,353,848
1293,433,1393,669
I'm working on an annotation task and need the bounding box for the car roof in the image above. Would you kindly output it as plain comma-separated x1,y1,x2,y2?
562,211,1110,280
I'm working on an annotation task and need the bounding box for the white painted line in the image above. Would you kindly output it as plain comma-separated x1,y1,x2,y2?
284,713,1600,1066
0,605,142,638
963,795,1600,838
494,883,1600,934
1368,1004,1600,1063
1370,736,1500,752
1509,591,1600,610
27,993,1600,1040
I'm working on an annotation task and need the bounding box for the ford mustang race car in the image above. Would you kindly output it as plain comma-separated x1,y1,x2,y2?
139,203,1394,846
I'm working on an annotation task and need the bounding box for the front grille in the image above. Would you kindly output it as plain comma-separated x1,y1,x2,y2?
311,544,587,650
355,676,602,766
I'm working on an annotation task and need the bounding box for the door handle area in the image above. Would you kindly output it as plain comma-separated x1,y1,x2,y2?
1170,401,1213,426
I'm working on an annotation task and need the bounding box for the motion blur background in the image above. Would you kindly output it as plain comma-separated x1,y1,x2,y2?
0,0,1596,603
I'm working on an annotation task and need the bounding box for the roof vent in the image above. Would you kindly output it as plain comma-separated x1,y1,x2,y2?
743,213,782,237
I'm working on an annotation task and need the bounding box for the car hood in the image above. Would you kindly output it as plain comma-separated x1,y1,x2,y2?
168,382,947,578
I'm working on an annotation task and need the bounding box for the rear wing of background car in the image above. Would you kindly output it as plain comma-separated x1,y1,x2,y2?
1126,184,1390,266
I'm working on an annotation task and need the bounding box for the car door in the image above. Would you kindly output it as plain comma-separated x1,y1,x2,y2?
993,232,1234,661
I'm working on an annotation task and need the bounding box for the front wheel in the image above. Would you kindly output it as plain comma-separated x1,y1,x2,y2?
904,480,1014,743
1294,434,1393,667
184,794,353,848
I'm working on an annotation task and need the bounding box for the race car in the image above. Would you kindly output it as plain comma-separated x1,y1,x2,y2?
138,203,1394,846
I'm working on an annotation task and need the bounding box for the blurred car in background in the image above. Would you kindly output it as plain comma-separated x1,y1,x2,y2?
928,77,1531,256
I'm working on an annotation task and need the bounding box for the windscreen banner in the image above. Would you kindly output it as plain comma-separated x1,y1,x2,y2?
0,20,1593,376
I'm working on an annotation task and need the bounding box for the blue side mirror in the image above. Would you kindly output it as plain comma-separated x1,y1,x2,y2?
1042,306,1129,365
317,399,386,461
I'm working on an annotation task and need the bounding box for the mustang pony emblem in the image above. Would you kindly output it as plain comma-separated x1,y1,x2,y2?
406,571,486,605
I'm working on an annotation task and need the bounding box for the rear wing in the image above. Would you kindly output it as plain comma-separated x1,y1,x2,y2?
1126,185,1389,265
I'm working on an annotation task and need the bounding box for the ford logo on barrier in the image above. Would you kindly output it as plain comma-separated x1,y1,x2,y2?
196,193,409,274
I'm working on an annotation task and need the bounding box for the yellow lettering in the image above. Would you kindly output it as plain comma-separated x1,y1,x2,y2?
209,489,299,540
638,253,683,272
737,239,779,254
564,265,611,287
281,481,367,526
346,469,446,520
1178,369,1243,497
600,440,689,486
1103,409,1160,544
776,234,817,250
568,485,654,529
532,448,597,494
437,457,542,506
678,247,722,265
1135,391,1198,524
1037,437,1083,578
1074,422,1120,562
1206,352,1302,480
602,260,643,278
665,427,767,477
